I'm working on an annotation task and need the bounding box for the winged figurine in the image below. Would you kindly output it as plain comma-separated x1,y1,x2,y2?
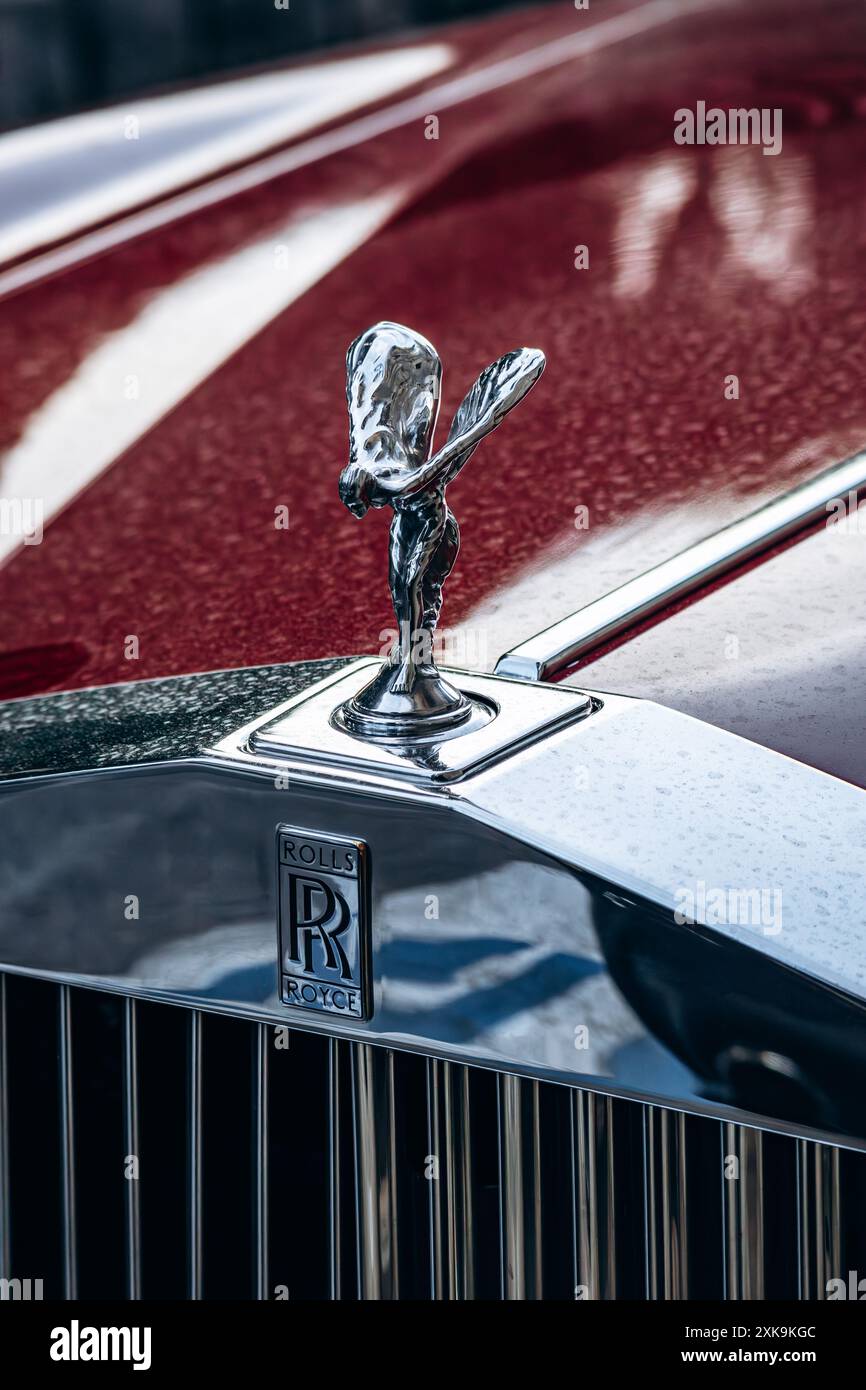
339,321,545,736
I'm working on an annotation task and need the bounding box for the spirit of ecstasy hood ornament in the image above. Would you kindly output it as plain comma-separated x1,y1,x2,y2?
338,321,545,738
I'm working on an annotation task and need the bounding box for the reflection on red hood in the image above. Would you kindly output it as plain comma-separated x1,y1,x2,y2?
0,0,865,705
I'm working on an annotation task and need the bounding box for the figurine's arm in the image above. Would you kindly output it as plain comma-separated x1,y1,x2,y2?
371,439,477,499
375,346,545,499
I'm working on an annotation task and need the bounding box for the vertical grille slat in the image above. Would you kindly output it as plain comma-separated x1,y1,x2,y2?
57,985,77,1301
1,973,865,1301
199,1012,257,1298
267,1026,331,1301
352,1044,398,1300
427,1059,475,1300
838,1145,866,1293
498,1073,543,1300
428,1062,501,1300
253,1023,269,1302
327,1037,359,1301
123,998,142,1301
65,990,126,1298
427,1059,445,1299
328,1039,344,1300
722,1123,765,1300
644,1107,689,1299
187,1009,203,1301
719,1126,800,1300
0,975,9,1282
350,1046,432,1300
798,1140,842,1300
5,976,64,1295
572,1090,617,1300
136,999,188,1298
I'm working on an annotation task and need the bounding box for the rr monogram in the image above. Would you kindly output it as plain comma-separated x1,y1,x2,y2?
285,873,352,980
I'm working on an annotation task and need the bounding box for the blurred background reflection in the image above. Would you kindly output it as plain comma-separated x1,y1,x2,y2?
0,0,547,131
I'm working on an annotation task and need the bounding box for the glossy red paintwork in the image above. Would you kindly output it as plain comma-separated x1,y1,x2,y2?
1,0,865,723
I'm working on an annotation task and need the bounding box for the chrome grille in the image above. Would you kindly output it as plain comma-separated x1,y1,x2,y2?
1,973,864,1301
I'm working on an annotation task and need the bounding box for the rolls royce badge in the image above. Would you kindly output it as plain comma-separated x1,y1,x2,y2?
277,825,371,1019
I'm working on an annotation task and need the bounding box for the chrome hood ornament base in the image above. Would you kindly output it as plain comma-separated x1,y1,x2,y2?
239,658,593,785
332,657,489,742
338,321,545,739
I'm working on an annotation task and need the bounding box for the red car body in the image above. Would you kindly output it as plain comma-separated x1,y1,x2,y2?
1,0,866,1308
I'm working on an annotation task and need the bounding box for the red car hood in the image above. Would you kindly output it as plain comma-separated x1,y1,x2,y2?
0,0,864,782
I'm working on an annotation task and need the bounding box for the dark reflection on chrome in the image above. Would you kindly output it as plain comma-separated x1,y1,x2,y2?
594,892,866,1140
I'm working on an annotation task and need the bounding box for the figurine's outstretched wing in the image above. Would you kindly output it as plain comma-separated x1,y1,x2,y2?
361,345,545,500
413,346,545,491
447,346,546,451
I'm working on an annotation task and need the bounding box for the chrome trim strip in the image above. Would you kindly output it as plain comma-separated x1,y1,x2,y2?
58,985,77,1300
253,1023,269,1302
495,447,866,681
122,998,142,1301
188,1010,203,1301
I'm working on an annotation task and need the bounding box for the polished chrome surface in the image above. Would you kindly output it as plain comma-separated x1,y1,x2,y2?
465,695,866,1009
495,446,866,681
240,659,593,785
2,659,866,1148
339,321,544,734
